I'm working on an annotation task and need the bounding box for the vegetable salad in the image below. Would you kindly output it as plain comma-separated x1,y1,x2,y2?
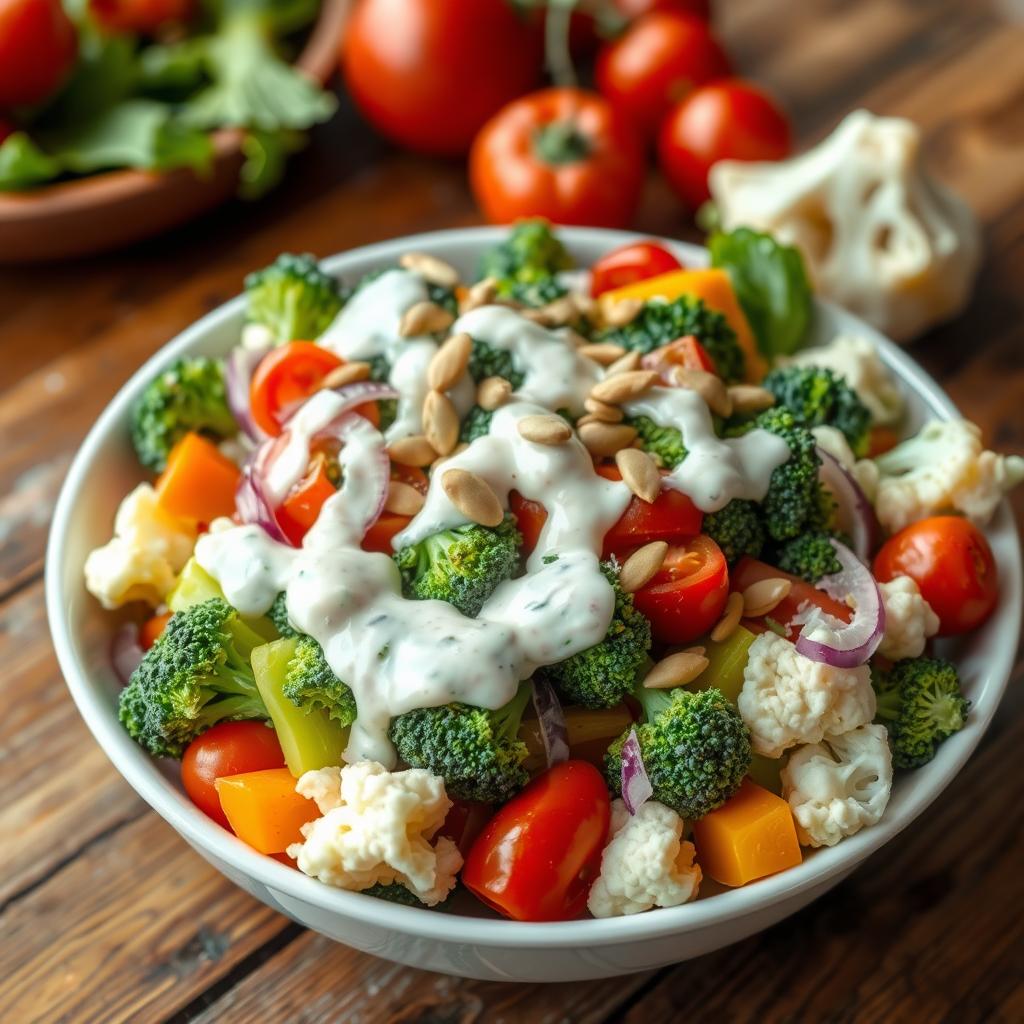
85,221,1024,921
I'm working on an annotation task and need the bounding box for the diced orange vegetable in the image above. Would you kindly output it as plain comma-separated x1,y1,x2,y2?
156,432,241,524
140,610,173,650
599,268,768,382
215,767,319,855
692,779,801,887
868,426,899,457
277,456,337,546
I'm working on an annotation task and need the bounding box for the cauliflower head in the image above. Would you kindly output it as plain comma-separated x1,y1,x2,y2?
811,425,880,501
782,335,904,426
288,761,462,906
84,484,196,609
871,419,1024,533
587,799,702,919
738,632,876,758
781,723,893,847
877,575,940,660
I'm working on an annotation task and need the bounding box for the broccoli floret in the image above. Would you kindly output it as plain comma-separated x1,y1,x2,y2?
281,634,357,726
873,658,969,769
459,404,494,443
763,365,872,457
361,882,456,910
479,220,572,307
599,296,745,382
732,406,829,542
538,561,652,710
119,598,268,758
772,531,843,583
467,339,526,389
394,515,522,618
703,499,765,564
130,356,236,471
624,413,686,468
267,592,297,638
605,686,751,819
244,253,343,344
389,682,533,803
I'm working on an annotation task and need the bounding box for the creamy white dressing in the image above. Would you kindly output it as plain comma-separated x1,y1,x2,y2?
451,306,602,415
622,386,791,512
265,390,349,505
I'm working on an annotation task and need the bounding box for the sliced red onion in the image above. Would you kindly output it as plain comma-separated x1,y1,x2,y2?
235,434,291,544
319,413,392,541
112,622,145,685
280,379,398,428
531,677,569,769
816,445,880,562
795,539,886,668
224,345,270,443
620,727,653,816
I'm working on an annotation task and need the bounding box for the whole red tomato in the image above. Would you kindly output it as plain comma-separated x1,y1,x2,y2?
470,87,645,228
596,12,731,139
462,760,610,921
182,722,286,828
0,0,77,110
873,516,999,636
341,0,543,156
89,0,194,34
572,0,712,55
590,240,682,296
658,79,792,209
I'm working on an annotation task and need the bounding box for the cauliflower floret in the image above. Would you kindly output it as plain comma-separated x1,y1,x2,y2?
877,575,939,660
84,483,196,609
287,761,462,907
781,723,893,847
811,425,880,501
871,419,1024,533
781,335,904,426
738,632,876,758
587,799,701,918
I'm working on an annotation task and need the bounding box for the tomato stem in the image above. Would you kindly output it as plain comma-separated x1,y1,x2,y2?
533,119,591,164
544,0,578,88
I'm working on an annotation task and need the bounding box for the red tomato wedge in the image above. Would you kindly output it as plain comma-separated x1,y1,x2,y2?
360,467,429,554
509,490,547,556
596,465,703,557
641,335,717,377
277,456,337,547
730,557,852,636
462,761,610,921
633,535,728,644
590,241,682,297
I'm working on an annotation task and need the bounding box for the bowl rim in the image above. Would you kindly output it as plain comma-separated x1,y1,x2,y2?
46,225,1022,948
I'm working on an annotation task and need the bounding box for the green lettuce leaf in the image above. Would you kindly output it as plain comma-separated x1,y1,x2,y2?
0,133,62,190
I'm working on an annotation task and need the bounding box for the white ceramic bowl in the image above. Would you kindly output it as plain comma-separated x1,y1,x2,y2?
46,227,1021,982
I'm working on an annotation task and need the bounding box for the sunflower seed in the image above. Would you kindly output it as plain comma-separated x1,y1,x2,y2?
399,301,454,338
728,384,776,414
590,369,659,405
742,578,792,618
399,251,461,289
517,414,573,445
442,468,504,527
710,592,745,643
388,435,437,468
422,389,459,455
427,331,472,392
583,396,624,423
384,480,425,516
477,376,512,410
616,447,661,504
578,342,627,365
578,420,638,457
461,276,499,312
668,366,733,417
602,297,643,327
318,361,372,390
620,541,668,593
643,651,710,690
605,350,642,376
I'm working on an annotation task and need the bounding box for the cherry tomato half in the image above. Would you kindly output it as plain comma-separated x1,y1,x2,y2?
873,516,998,636
658,78,792,209
182,722,286,828
596,12,730,140
470,87,645,228
0,0,78,109
509,490,548,556
342,0,543,156
633,535,728,643
590,240,682,297
89,0,194,34
730,556,851,635
250,342,343,437
277,455,337,546
462,760,610,922
597,465,704,557
641,334,717,377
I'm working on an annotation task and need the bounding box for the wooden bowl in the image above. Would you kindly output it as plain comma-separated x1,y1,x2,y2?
0,0,349,264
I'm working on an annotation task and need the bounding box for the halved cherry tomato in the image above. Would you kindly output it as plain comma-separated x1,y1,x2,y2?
590,241,682,297
462,761,610,922
658,79,792,209
633,534,728,643
277,456,337,546
596,11,731,140
439,799,493,858
250,343,343,437
730,557,851,635
182,722,286,828
873,517,998,636
0,0,78,109
509,490,548,556
596,465,703,557
140,610,173,650
470,86,645,228
867,426,900,457
89,0,194,34
641,334,717,377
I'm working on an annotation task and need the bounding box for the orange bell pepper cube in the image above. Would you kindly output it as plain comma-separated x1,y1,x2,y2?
215,768,319,855
140,610,173,650
692,779,802,887
599,268,768,382
156,432,241,525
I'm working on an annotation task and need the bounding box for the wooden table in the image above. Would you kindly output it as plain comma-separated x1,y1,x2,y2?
3,0,1023,1020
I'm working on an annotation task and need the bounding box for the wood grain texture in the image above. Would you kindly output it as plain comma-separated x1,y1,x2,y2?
1,0,1022,1020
